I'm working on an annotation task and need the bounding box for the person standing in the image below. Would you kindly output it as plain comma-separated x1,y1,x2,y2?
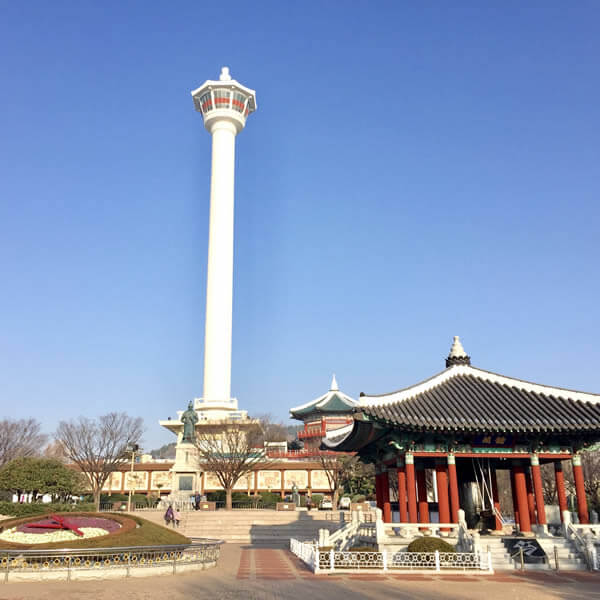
164,504,174,526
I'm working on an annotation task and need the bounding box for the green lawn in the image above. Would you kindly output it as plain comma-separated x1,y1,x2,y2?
0,512,190,550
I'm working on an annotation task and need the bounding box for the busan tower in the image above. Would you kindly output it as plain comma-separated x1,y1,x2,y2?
191,67,257,415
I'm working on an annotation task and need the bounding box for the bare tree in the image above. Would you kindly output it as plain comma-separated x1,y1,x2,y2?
316,451,355,508
194,418,277,510
56,413,144,510
340,457,375,499
254,414,288,442
539,451,600,513
44,440,68,463
0,418,47,467
540,462,557,505
581,451,600,510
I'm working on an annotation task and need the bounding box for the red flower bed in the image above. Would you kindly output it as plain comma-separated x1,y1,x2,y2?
17,516,122,534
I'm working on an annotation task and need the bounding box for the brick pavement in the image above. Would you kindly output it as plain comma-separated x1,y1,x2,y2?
0,544,599,599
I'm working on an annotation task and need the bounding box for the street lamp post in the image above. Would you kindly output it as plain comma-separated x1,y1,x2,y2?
127,443,139,512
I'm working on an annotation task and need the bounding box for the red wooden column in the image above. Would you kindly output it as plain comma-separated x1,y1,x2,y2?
381,468,392,523
554,461,568,522
416,465,430,523
490,470,503,531
375,466,383,510
530,454,547,527
525,469,538,525
510,469,520,526
396,458,408,523
435,462,450,530
405,453,418,523
513,465,531,532
447,454,460,523
572,455,589,524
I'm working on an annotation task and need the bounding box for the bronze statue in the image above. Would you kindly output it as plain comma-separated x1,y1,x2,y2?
181,401,198,443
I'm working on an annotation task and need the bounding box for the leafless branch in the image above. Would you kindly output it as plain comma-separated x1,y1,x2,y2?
55,413,144,509
0,418,47,467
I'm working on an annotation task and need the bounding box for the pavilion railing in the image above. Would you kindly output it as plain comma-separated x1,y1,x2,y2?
380,522,461,539
320,509,470,551
290,539,493,574
317,510,376,550
0,540,223,581
565,522,598,571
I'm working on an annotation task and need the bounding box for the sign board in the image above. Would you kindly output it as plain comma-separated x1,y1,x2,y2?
502,538,547,564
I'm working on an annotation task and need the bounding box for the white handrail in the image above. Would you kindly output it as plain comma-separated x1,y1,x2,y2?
566,521,596,571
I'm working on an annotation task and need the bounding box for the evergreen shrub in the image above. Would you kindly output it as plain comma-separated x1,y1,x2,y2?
257,492,280,507
311,494,324,506
406,536,456,553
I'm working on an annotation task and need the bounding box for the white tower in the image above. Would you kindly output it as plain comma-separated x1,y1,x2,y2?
191,67,257,409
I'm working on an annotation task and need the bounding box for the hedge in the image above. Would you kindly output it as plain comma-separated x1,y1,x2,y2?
0,502,96,518
406,536,456,553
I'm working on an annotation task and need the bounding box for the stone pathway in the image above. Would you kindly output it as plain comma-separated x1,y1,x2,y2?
0,544,599,599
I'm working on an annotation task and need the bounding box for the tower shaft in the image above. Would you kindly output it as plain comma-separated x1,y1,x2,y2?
203,121,237,402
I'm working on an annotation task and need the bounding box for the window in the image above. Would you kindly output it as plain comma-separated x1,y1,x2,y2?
232,92,246,113
213,89,231,108
200,92,213,113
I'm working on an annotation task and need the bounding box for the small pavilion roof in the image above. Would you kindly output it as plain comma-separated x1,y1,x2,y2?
290,375,357,420
324,337,600,449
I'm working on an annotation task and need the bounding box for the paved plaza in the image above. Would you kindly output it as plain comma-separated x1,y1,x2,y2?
1,543,599,600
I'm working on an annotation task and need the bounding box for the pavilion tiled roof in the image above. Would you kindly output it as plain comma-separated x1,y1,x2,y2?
290,375,356,419
359,365,600,434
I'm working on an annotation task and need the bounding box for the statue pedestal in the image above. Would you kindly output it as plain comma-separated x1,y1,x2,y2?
170,443,201,496
173,442,197,472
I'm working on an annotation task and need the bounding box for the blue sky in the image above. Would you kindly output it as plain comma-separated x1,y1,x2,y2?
1,2,599,450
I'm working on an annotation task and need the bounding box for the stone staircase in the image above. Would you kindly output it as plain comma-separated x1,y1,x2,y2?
138,509,344,547
482,536,586,571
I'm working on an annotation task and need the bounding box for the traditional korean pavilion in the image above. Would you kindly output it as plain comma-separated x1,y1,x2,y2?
324,337,600,533
290,375,356,453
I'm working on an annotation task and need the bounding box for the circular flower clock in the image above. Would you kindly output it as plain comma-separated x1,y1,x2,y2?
0,514,122,545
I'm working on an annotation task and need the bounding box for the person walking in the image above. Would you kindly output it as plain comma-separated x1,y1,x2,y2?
174,509,181,528
164,504,174,527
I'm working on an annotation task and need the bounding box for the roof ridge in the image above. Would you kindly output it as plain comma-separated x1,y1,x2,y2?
359,364,600,407
467,365,600,399
359,367,453,399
